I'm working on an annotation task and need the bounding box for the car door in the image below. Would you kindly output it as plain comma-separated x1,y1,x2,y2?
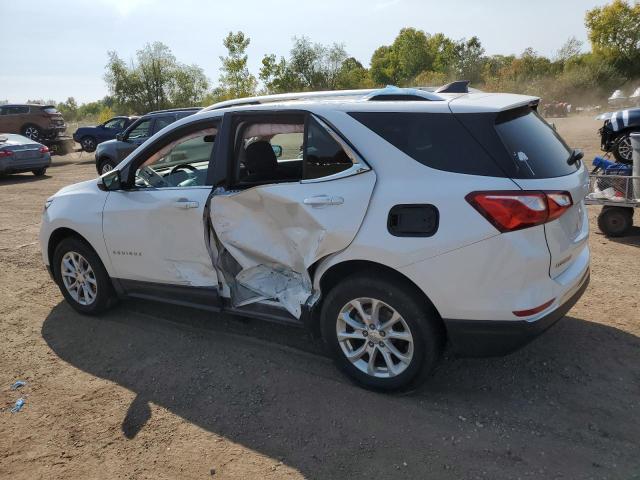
102,119,220,289
208,111,376,318
99,118,123,142
116,117,153,162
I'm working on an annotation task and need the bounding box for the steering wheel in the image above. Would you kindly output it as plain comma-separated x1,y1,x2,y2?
170,163,200,187
170,163,198,176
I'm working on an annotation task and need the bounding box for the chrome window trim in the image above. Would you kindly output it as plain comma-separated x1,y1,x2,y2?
300,114,371,184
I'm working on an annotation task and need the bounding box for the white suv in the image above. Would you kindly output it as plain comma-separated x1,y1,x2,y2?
40,83,590,391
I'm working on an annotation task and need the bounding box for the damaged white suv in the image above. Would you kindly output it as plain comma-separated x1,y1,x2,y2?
40,83,590,390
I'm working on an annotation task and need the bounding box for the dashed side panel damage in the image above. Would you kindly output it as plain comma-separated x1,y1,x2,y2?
207,172,376,317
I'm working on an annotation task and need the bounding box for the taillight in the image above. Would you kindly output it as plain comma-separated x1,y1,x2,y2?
39,146,49,154
0,150,14,158
466,191,573,233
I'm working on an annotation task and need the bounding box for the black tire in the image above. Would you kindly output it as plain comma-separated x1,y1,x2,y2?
32,168,47,176
21,124,42,141
612,132,636,164
52,236,117,315
80,136,97,153
320,273,443,391
597,206,633,237
98,158,116,175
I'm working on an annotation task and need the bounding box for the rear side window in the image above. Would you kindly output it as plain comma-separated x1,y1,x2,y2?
348,112,503,176
304,117,353,180
494,110,576,178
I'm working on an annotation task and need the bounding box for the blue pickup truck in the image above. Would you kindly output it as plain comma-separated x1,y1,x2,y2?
73,116,138,152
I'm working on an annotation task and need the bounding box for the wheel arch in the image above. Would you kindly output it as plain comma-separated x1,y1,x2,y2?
311,259,445,339
47,227,95,272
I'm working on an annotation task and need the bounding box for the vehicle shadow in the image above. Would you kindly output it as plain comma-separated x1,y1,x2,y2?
41,301,640,479
0,173,51,185
607,226,640,247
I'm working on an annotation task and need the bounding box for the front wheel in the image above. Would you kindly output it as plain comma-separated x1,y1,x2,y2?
597,206,634,237
320,274,443,391
98,158,117,175
52,237,117,315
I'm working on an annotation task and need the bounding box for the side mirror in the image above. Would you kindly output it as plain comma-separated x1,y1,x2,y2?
99,169,122,191
116,132,124,142
271,144,283,158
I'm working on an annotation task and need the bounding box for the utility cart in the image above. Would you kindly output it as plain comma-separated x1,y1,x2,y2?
585,174,639,236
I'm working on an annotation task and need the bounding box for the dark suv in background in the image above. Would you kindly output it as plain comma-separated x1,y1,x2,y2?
73,116,138,153
94,108,201,174
0,104,66,141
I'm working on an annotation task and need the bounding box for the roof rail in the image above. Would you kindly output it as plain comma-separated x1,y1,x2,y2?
147,106,203,115
203,89,377,111
434,80,470,94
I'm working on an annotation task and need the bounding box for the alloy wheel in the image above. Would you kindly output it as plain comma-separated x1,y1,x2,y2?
618,135,633,162
336,297,414,378
24,126,40,141
82,138,96,151
60,251,98,306
101,163,114,174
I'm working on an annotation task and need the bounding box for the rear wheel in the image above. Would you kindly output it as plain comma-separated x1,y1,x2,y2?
32,168,47,176
321,274,443,391
612,132,636,163
21,125,42,141
52,237,117,315
597,206,633,237
80,136,97,152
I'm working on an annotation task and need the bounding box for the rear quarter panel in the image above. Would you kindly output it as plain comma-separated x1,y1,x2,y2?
311,108,522,289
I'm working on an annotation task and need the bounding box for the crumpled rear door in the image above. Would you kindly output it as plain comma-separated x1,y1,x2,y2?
209,171,376,317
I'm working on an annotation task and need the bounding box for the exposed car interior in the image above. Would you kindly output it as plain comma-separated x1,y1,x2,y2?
233,116,355,188
135,127,217,188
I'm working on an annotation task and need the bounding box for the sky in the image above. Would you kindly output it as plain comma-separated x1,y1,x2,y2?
0,0,611,104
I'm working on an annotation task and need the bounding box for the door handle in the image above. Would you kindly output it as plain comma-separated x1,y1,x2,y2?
174,199,199,209
303,195,344,207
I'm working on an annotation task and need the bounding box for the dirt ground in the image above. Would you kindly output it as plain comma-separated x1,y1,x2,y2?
0,116,639,480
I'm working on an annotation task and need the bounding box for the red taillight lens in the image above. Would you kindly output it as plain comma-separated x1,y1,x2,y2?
39,146,49,154
546,192,573,221
466,191,573,233
0,150,14,158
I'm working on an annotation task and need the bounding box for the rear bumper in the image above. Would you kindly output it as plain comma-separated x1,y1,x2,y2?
444,270,590,357
0,156,51,174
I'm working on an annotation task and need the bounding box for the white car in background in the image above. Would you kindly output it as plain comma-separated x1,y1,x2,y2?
40,83,590,391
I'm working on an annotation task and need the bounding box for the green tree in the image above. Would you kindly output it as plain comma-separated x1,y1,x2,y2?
217,31,257,99
370,28,432,85
104,41,209,113
260,37,362,93
57,97,79,121
335,57,372,89
555,36,584,63
586,0,640,75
